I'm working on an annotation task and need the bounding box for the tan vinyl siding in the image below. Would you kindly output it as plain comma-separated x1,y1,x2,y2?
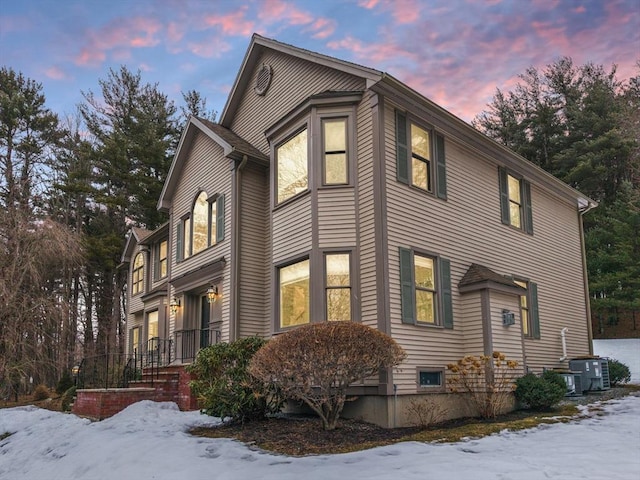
356,96,377,329
272,195,313,263
490,291,525,374
459,292,484,357
384,103,589,390
230,50,366,155
170,131,232,341
318,188,356,248
238,163,270,338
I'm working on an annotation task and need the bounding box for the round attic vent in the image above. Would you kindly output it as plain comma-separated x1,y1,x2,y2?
254,64,272,96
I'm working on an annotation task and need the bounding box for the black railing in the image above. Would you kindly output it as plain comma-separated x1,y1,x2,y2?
173,328,221,363
76,338,173,390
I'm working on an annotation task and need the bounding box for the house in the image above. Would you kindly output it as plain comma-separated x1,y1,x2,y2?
121,34,596,427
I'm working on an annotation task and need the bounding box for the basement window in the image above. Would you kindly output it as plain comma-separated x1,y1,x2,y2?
417,368,445,391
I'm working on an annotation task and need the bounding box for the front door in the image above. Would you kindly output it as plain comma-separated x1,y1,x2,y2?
200,295,210,349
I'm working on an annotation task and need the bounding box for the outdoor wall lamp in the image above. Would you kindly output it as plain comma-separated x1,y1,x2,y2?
169,297,180,314
207,284,219,303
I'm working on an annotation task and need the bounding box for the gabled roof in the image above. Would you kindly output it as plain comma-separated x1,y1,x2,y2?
458,263,526,295
219,33,595,210
158,116,267,212
220,34,382,127
120,227,151,264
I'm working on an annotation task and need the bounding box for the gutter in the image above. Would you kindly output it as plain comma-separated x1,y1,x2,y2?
578,199,598,355
229,154,249,341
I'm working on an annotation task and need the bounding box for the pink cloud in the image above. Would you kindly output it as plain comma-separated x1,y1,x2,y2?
258,0,313,25
203,7,254,36
327,36,416,64
307,18,336,39
74,16,162,66
187,36,231,58
44,65,69,81
356,0,421,24
357,0,380,8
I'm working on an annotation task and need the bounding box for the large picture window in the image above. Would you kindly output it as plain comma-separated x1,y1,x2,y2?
279,259,310,328
177,193,225,261
131,253,144,295
276,129,308,204
325,253,351,321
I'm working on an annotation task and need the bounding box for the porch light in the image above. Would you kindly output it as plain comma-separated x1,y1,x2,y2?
207,284,219,303
170,297,180,314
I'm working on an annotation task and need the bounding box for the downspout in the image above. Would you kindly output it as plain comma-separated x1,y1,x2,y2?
229,154,248,342
559,327,569,362
578,201,597,355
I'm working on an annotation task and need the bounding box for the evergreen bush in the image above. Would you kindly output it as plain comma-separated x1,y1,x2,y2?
607,359,631,386
515,371,566,410
187,337,283,423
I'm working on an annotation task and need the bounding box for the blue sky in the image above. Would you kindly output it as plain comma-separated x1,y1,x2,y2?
1,0,638,123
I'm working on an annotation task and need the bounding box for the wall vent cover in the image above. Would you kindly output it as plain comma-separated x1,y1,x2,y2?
254,64,272,96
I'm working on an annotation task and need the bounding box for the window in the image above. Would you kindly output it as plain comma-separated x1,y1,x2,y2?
513,279,540,339
323,118,348,185
130,327,140,354
325,253,352,321
154,240,167,280
499,167,533,234
131,253,144,295
399,248,453,328
176,193,225,261
278,259,310,328
417,368,444,389
396,111,447,199
192,192,208,255
277,129,308,204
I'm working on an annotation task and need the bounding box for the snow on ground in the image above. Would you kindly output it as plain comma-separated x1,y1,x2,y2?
594,338,640,383
1,396,639,480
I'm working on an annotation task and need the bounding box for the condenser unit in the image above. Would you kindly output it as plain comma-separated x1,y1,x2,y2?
569,358,610,392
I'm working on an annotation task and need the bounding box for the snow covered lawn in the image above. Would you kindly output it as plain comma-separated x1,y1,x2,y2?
1,396,639,480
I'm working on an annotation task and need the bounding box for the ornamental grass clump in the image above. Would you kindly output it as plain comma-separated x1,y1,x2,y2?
447,352,519,419
249,322,406,431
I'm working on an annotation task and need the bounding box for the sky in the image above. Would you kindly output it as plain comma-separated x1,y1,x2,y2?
0,0,638,124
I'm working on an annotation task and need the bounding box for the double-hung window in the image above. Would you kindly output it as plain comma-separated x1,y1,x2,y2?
156,240,167,279
131,253,144,295
322,118,348,185
399,248,453,328
513,279,540,339
396,111,447,199
325,253,352,321
276,129,308,204
499,167,533,234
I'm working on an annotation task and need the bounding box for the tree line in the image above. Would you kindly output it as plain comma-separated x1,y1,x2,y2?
1,58,638,399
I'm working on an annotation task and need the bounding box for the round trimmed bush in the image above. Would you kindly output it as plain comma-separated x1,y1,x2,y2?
608,359,631,386
515,371,566,410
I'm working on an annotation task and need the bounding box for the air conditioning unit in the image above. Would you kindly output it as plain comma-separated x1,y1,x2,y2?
502,309,516,326
569,358,610,392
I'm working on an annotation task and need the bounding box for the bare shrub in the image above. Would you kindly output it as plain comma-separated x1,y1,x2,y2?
32,384,50,401
446,352,518,419
249,322,406,431
406,397,449,429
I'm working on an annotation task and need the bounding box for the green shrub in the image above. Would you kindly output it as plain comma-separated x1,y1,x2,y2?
187,337,283,423
608,359,631,386
61,386,76,412
515,371,566,410
32,384,50,401
56,371,74,395
249,322,406,431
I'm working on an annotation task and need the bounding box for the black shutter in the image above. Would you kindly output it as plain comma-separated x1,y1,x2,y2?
498,167,510,225
523,180,533,235
530,282,540,339
176,221,183,262
216,194,225,242
396,111,409,184
440,258,453,329
435,133,447,200
399,247,415,324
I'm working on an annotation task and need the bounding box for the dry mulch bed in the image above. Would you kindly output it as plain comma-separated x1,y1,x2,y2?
190,415,421,456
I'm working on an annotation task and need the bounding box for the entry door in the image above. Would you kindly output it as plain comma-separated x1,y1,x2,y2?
200,295,210,348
